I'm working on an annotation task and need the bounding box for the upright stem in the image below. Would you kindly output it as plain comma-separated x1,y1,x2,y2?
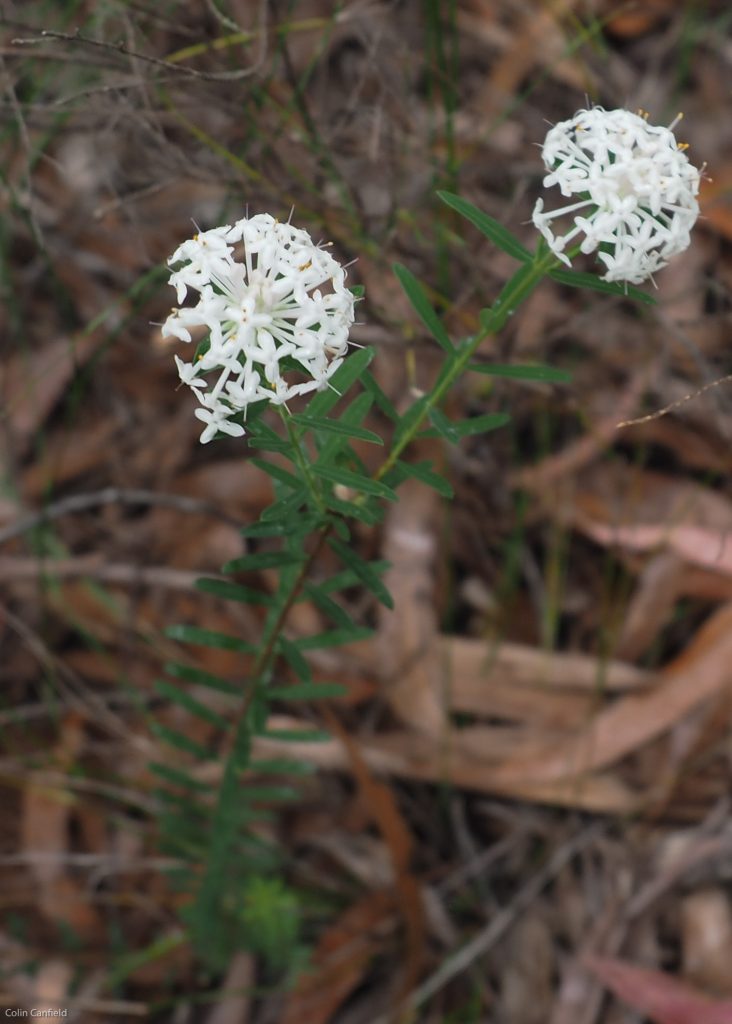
281,409,327,515
375,247,558,483
193,246,558,933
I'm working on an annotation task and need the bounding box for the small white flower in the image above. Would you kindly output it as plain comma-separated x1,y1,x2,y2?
532,107,701,284
166,213,357,443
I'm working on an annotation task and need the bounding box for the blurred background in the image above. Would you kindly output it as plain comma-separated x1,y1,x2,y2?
1,1,732,1021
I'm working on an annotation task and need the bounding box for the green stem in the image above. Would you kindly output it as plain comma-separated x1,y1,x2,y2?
192,245,559,940
375,246,559,483
280,408,327,516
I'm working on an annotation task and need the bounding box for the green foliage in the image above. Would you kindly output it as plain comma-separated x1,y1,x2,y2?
547,266,656,304
423,409,510,442
238,877,302,975
438,190,534,262
291,413,384,445
467,362,572,383
153,190,656,976
392,262,455,353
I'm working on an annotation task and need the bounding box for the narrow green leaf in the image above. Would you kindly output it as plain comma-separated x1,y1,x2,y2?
480,262,542,332
307,346,376,417
426,407,460,443
292,414,383,445
249,758,315,775
164,661,239,695
468,361,571,383
361,370,399,422
244,785,299,803
151,722,213,760
278,636,313,682
155,679,230,729
548,267,656,305
268,681,347,700
312,463,398,502
327,514,350,541
323,492,383,526
328,537,393,609
312,561,390,596
222,550,303,573
304,583,357,630
422,410,510,441
242,516,319,538
392,262,454,353
387,459,454,498
316,394,375,466
246,437,291,453
261,728,330,743
149,762,213,792
393,394,429,444
438,190,533,262
165,624,257,653
295,626,373,650
246,421,290,452
195,577,274,606
250,458,301,490
260,487,308,521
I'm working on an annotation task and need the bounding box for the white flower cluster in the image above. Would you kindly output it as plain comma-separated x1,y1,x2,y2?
532,107,701,284
164,213,356,443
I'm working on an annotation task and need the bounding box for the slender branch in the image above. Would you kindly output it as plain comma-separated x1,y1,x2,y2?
220,523,332,755
0,487,243,546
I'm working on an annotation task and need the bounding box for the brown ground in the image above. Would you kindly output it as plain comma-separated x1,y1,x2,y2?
1,1,732,1022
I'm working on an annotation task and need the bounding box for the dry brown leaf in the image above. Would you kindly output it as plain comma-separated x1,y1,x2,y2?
602,0,677,37
582,521,732,577
21,712,102,937
681,890,732,996
1,334,99,454
583,954,732,1024
700,168,732,244
21,419,119,499
248,716,640,815
447,636,654,693
205,951,254,1024
322,707,426,1000
378,476,447,738
489,602,732,785
616,552,687,661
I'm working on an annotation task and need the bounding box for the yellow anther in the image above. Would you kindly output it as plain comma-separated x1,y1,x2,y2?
298,259,312,271
677,142,689,151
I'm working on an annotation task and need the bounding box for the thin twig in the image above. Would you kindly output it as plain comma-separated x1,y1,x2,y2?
0,486,243,546
373,825,602,1023
12,26,268,82
0,556,214,591
616,373,732,428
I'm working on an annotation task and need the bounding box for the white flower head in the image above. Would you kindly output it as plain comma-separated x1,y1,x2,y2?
532,107,701,284
164,213,357,442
